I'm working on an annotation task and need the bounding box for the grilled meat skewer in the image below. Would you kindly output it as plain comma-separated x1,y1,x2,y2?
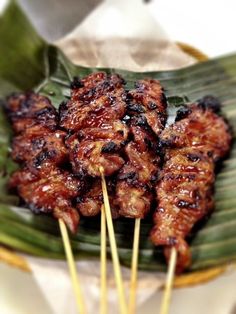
116,79,167,218
150,96,232,272
6,92,82,232
60,72,129,217
62,73,128,177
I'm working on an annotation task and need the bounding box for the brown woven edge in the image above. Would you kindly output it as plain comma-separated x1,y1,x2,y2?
177,42,209,62
0,246,30,272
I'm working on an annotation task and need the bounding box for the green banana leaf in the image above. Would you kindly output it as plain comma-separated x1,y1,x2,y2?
1,0,236,273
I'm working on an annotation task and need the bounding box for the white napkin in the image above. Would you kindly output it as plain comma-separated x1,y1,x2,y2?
56,0,195,71
27,257,165,314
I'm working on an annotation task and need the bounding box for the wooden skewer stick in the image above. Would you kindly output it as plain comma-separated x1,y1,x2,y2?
128,218,141,314
160,247,177,314
59,219,87,314
99,167,128,314
100,205,107,314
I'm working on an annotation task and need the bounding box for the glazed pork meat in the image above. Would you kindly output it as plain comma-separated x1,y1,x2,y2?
11,126,67,166
61,73,128,177
6,92,58,133
65,120,129,177
76,177,119,218
6,92,81,232
6,92,67,167
9,166,81,232
60,73,126,131
150,96,232,272
116,79,167,218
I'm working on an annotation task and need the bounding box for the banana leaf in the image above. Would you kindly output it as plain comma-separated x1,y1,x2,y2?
0,0,236,273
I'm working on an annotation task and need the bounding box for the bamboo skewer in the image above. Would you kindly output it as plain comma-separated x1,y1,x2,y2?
160,247,177,314
99,167,128,314
59,219,87,314
128,218,141,314
100,205,107,314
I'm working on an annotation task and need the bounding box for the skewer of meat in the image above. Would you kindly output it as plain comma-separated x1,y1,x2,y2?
6,92,87,313
6,73,128,313
115,79,167,314
150,96,231,314
6,92,82,232
116,79,167,218
61,73,128,212
60,72,128,314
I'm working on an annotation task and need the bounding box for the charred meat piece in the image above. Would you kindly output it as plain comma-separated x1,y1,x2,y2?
160,102,231,161
116,142,158,218
151,148,215,271
116,79,166,218
76,179,103,217
150,98,232,272
9,166,82,233
72,120,129,142
69,140,124,177
127,79,167,135
59,73,127,131
66,121,128,177
77,178,120,218
62,72,128,176
71,72,125,101
6,92,58,133
11,126,67,167
7,92,68,169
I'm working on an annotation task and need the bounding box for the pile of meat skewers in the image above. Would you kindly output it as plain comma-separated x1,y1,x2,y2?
5,72,232,272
